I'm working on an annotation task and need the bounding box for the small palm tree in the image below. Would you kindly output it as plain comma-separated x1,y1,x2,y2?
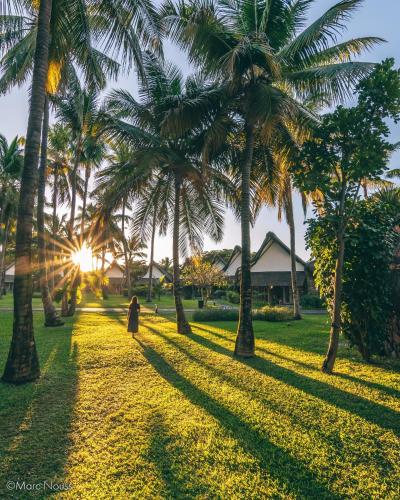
0,135,23,296
163,0,382,356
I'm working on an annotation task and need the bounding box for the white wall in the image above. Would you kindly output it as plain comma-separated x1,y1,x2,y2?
143,265,164,279
106,264,124,278
251,241,304,272
224,252,241,277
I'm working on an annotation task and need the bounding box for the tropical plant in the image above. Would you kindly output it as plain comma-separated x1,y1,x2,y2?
105,55,226,333
1,0,162,383
294,60,400,373
0,135,23,296
182,254,227,306
162,0,381,357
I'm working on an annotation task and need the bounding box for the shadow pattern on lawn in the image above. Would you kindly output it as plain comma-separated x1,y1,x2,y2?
135,335,341,499
0,316,78,498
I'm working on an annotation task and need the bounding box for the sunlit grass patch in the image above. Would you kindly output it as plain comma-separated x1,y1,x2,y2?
0,312,399,498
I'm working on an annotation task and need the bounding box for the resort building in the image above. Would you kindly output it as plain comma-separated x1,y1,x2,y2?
140,262,172,284
223,232,313,305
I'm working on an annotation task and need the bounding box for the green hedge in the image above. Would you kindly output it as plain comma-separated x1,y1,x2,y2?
300,293,326,309
253,305,293,322
226,291,240,304
193,305,293,322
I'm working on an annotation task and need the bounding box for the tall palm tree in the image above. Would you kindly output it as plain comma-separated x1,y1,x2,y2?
164,0,382,356
1,0,162,383
105,55,225,333
1,0,52,383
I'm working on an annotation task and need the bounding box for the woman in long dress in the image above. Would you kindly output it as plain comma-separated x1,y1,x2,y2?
127,296,140,335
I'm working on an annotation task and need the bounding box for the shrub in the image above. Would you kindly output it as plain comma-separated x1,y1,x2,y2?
300,293,326,309
226,290,240,304
253,305,294,322
192,308,239,321
32,292,42,299
193,305,293,322
129,285,148,298
213,289,226,299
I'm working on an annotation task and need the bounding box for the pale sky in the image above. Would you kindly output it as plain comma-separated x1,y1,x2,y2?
1,0,399,262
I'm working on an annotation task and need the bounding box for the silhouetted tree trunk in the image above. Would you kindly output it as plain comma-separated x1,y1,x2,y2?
66,135,82,316
37,96,63,327
322,184,347,374
235,123,255,357
51,169,58,292
2,0,52,384
121,197,131,292
286,187,301,320
173,174,191,334
80,165,90,235
0,216,10,296
146,209,156,302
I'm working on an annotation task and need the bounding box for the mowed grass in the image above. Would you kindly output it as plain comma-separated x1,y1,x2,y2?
0,313,399,498
0,292,203,309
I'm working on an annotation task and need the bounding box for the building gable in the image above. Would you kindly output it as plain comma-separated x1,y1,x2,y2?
251,240,305,272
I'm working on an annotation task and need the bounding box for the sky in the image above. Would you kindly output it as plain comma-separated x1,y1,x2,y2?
1,0,400,262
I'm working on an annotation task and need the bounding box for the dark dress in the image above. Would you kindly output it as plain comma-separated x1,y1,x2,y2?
127,303,140,333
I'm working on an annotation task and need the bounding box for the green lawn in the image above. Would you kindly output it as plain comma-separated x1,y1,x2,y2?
0,292,203,309
0,312,399,498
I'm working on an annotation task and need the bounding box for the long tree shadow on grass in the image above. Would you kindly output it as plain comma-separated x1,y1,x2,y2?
184,330,400,438
0,314,79,498
194,324,400,400
135,337,341,500
144,411,211,498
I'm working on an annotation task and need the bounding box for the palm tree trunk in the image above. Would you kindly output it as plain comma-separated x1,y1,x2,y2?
0,216,10,296
146,209,157,302
37,96,63,327
80,165,90,235
67,136,82,316
51,170,58,292
2,0,52,384
322,184,347,374
173,174,192,334
121,197,131,292
69,135,82,235
234,123,255,357
286,187,301,320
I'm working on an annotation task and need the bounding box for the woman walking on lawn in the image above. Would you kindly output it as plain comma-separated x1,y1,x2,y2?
127,296,140,335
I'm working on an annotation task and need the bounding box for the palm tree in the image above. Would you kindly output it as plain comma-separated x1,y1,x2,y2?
105,55,225,333
1,0,52,383
2,0,162,383
0,135,23,296
163,0,382,356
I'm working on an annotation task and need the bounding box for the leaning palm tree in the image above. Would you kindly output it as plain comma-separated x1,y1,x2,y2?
163,0,382,356
105,55,226,333
1,0,162,383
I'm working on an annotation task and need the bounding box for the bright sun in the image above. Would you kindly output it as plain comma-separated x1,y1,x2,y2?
71,243,94,272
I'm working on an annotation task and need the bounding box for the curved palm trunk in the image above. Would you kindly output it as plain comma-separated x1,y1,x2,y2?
80,165,90,235
37,96,63,327
0,216,10,296
173,175,192,334
2,0,52,384
286,187,301,320
234,123,255,357
51,169,58,292
121,197,131,293
146,209,157,302
67,137,82,316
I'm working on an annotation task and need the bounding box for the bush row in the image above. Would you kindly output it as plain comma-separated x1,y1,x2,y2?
193,305,294,322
